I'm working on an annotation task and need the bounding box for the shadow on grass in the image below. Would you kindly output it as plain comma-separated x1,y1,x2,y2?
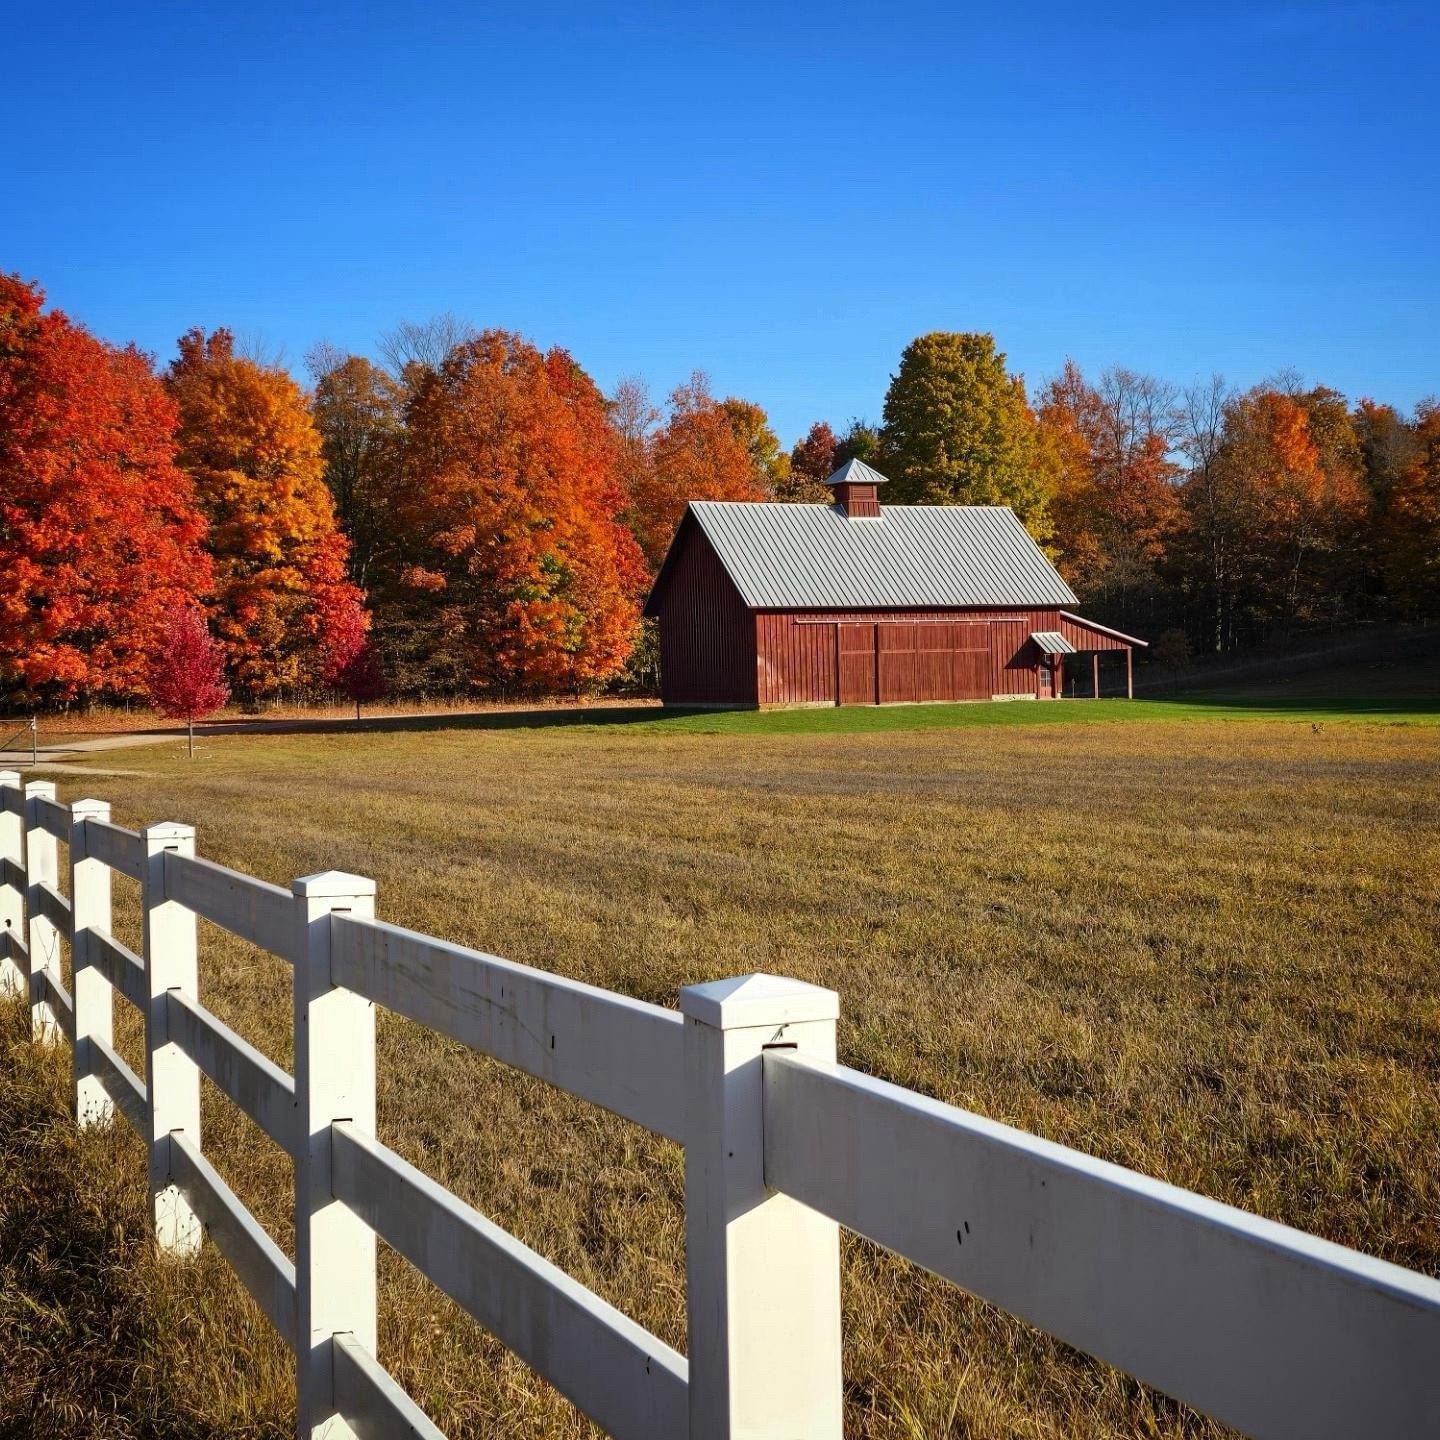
187,704,694,741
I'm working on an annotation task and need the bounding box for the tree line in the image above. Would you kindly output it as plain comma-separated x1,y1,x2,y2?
2,274,1436,710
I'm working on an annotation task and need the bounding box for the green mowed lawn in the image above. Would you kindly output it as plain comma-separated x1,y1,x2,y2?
8,689,1439,1439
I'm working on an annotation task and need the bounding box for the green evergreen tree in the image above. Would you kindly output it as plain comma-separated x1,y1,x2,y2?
879,332,1051,538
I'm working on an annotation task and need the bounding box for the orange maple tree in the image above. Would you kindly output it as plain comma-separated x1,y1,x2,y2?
165,329,367,700
1228,390,1367,611
628,374,767,568
0,275,212,703
385,331,646,693
1036,361,1183,605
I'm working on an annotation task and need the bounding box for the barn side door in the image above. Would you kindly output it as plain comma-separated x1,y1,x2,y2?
837,623,877,705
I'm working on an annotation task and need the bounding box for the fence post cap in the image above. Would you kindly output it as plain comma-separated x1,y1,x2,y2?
24,779,56,798
69,797,110,818
141,821,195,842
292,870,376,900
0,769,19,786
680,972,839,1030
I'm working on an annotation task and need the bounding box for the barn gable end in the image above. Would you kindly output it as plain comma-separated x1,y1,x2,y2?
646,514,757,707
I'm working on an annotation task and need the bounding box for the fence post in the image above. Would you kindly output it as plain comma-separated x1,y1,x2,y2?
142,822,202,1254
70,799,113,1126
681,973,844,1440
24,780,60,1043
293,871,377,1440
0,771,22,996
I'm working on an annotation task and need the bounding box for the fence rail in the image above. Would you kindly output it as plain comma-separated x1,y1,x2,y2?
169,1131,298,1348
33,792,71,841
163,849,297,962
331,1121,690,1440
88,1033,147,1133
89,929,147,1010
331,914,689,1144
1,766,1437,1440
84,818,144,881
166,988,298,1150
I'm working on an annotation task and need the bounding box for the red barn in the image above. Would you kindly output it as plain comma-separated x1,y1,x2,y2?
643,460,1145,707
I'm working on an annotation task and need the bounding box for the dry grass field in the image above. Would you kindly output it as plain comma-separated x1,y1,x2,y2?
3,694,1438,1439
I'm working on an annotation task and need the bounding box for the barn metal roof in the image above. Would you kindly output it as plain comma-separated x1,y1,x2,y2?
659,501,1078,611
1030,631,1077,654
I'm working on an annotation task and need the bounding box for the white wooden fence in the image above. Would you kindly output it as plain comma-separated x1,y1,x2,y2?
1,767,1438,1440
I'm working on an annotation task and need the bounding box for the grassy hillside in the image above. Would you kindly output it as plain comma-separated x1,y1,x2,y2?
3,696,1437,1437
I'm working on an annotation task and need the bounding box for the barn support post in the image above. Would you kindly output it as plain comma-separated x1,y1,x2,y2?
293,870,377,1440
1127,647,1134,700
69,799,114,1126
142,822,202,1254
24,780,60,1043
1093,654,1100,700
0,771,23,996
682,974,844,1440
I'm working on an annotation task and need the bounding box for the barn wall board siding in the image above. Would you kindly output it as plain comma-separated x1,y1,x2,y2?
656,524,757,707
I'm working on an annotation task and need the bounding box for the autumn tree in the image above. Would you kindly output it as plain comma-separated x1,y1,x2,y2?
166,328,367,701
307,347,404,587
1380,401,1440,618
321,602,385,718
629,373,766,568
379,312,477,391
146,606,230,757
609,375,661,547
1036,361,1183,624
721,398,790,494
1180,387,1368,644
834,419,882,469
879,332,1051,539
1353,398,1422,508
383,331,645,694
784,421,838,501
0,275,213,704
1174,375,1241,652
1035,363,1108,586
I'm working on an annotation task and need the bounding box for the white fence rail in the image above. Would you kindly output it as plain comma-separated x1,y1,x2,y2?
1,767,1437,1440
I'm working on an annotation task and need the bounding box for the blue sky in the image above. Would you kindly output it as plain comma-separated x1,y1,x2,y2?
7,1,1437,443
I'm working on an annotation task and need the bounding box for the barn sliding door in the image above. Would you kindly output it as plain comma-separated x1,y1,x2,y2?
949,623,993,699
841,621,996,705
912,623,992,701
837,624,877,705
878,623,918,703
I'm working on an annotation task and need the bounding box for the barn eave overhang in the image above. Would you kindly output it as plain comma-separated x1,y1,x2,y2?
1058,610,1149,647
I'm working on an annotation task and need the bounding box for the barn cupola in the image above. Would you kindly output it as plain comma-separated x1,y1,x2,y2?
826,457,887,518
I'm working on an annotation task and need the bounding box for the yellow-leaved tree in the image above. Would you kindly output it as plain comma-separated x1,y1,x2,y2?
166,329,367,701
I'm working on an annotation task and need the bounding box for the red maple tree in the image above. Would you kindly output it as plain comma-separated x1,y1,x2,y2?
0,275,213,703
147,607,230,757
321,604,385,718
333,640,385,719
